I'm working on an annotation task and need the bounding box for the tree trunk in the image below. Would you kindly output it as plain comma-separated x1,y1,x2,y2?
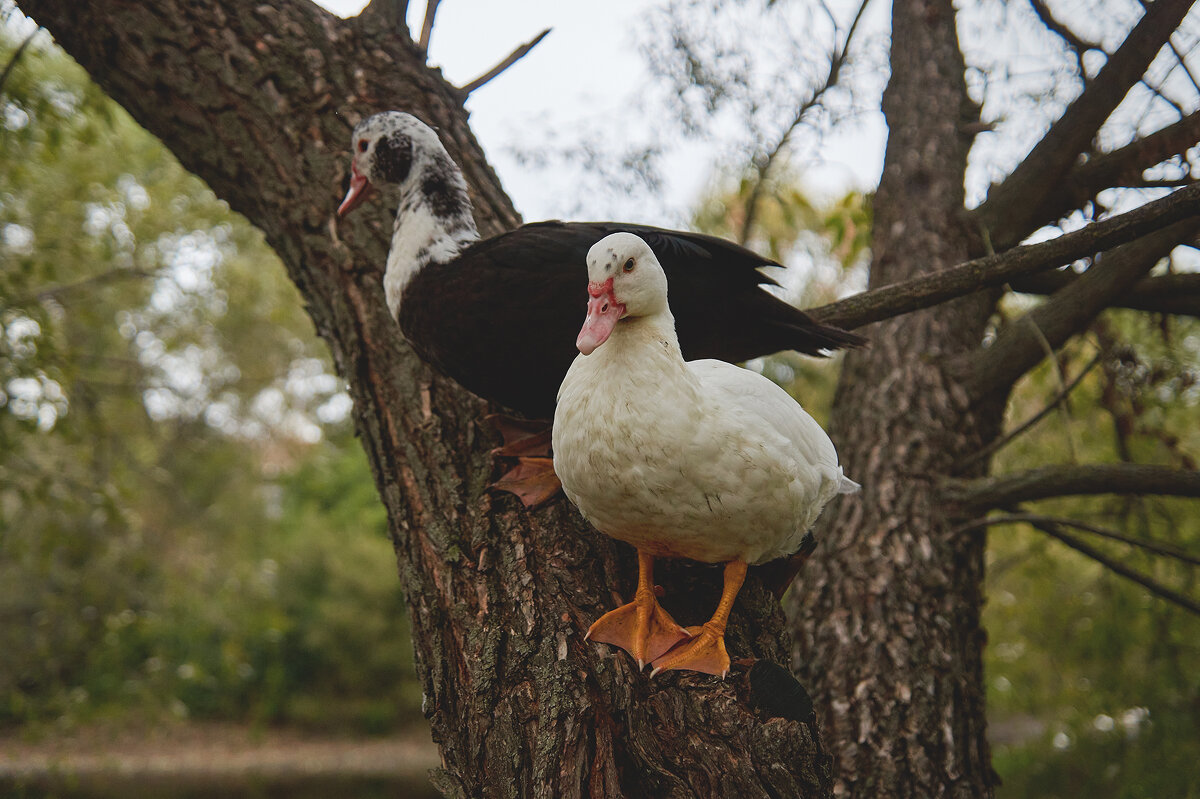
18,0,833,795
790,1,1002,796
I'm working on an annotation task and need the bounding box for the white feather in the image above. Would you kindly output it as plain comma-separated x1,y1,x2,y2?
553,233,858,566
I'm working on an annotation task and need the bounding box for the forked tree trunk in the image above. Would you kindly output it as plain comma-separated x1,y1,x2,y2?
20,1,834,795
790,1,1003,796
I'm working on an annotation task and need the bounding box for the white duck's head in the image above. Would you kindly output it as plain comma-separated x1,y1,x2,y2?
336,111,468,219
577,233,671,355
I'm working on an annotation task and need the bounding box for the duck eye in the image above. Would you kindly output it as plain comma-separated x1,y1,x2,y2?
622,258,635,273
357,139,369,153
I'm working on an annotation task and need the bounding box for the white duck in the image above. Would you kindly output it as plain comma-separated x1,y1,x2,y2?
553,232,859,677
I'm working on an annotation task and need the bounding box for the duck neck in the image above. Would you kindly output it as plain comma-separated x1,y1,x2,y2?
385,151,479,319
593,311,687,379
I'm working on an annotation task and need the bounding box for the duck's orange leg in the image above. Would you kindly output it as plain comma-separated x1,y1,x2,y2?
587,551,691,669
650,559,748,678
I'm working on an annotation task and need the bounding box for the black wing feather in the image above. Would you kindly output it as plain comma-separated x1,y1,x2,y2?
399,221,864,418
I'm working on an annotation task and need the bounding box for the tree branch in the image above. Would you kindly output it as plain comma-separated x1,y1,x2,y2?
738,0,873,245
458,28,551,96
955,353,1102,470
956,511,1200,567
1011,269,1200,317
1028,0,1099,82
417,0,440,53
1,267,155,309
806,182,1200,330
973,0,1195,252
1029,0,1102,53
358,0,410,38
1165,34,1200,99
0,26,39,96
946,464,1200,509
1005,513,1200,616
965,218,1198,398
1032,111,1200,228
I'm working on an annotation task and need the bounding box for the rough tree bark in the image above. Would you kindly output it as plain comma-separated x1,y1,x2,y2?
16,1,834,796
788,2,1000,795
791,1,1200,797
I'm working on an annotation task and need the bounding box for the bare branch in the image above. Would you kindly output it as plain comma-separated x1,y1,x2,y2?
738,0,873,244
807,182,1200,330
1092,113,1197,206
982,112,1200,249
358,0,411,38
459,28,551,96
1,267,154,309
417,0,440,53
1011,269,1200,317
1013,514,1200,616
974,0,1195,252
0,26,39,96
1165,35,1200,98
1028,0,1100,81
965,218,1198,398
1126,178,1195,189
956,353,1102,470
1028,0,1102,53
956,512,1200,567
946,464,1200,509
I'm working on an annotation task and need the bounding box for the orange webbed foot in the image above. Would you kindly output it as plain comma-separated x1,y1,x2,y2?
649,621,730,678
485,414,561,507
587,590,691,669
487,413,553,458
489,456,561,508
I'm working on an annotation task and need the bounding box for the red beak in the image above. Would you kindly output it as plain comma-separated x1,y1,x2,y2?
337,163,376,216
576,278,625,355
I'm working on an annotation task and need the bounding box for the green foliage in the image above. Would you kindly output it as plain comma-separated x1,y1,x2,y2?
984,309,1200,797
688,173,869,418
691,168,872,273
0,32,417,733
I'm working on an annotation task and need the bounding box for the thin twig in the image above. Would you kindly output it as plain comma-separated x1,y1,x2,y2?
958,352,1103,469
1,268,154,309
738,0,873,245
0,27,39,97
418,0,441,53
955,511,1200,567
988,540,1046,579
1026,314,1080,463
1166,36,1200,98
1125,178,1194,190
1028,0,1102,51
1029,0,1100,81
1019,514,1200,616
459,28,551,96
1139,76,1186,117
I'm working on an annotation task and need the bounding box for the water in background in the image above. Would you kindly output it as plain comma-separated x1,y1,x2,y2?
1,775,441,798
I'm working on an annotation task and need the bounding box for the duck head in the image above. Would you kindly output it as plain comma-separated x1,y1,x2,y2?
337,111,455,216
577,233,670,355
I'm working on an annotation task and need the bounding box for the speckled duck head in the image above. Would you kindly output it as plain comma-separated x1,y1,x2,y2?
576,232,671,355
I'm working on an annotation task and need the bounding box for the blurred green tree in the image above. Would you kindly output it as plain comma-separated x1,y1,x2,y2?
0,29,418,732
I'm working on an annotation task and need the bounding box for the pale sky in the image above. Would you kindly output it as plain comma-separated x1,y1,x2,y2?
314,0,887,225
